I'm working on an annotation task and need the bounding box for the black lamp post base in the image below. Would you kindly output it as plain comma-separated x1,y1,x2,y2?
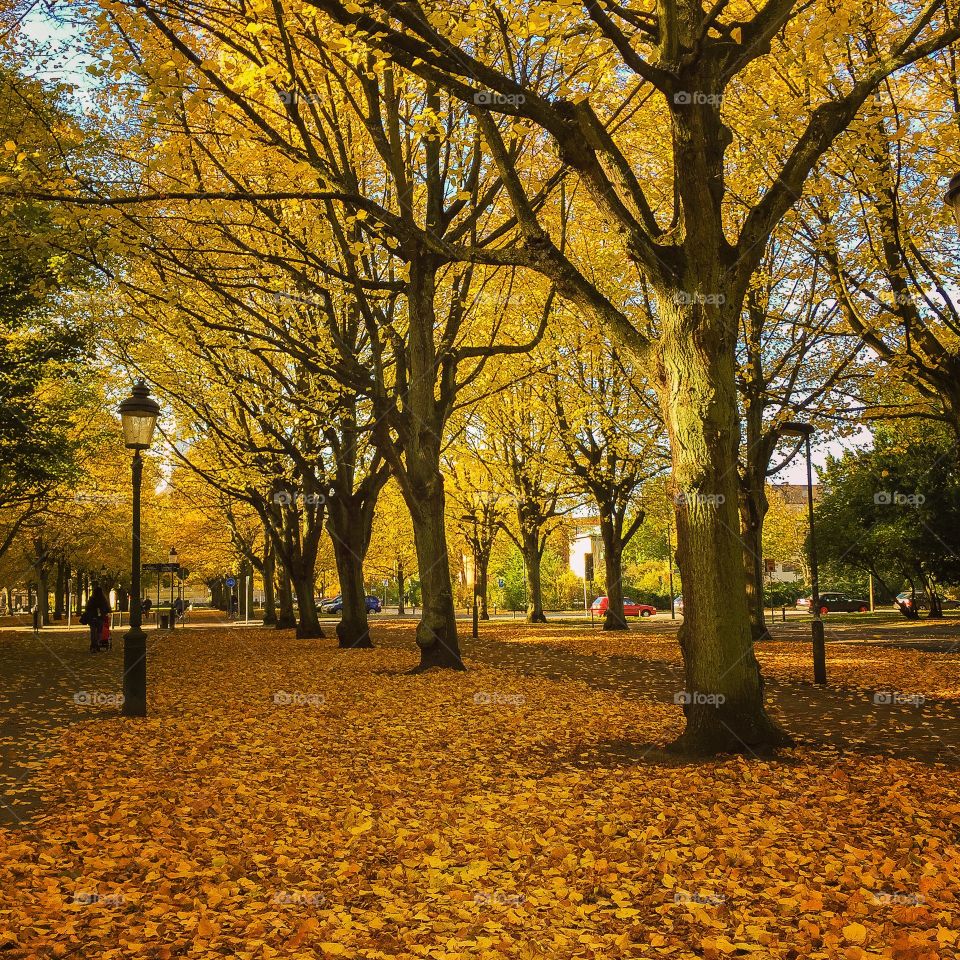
122,630,147,716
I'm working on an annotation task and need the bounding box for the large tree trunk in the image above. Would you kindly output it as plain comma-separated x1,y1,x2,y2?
599,511,628,631
37,566,50,626
291,566,323,639
659,307,789,754
477,549,490,620
261,538,277,626
407,481,462,669
738,290,776,644
407,460,465,671
739,483,771,642
329,516,373,649
522,528,547,623
276,569,296,629
53,560,66,621
396,253,464,671
266,496,325,639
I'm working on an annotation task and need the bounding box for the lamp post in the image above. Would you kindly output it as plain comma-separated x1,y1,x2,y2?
168,547,178,630
779,421,826,685
119,381,160,717
944,173,960,230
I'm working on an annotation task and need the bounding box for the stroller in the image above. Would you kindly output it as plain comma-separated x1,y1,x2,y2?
99,616,112,651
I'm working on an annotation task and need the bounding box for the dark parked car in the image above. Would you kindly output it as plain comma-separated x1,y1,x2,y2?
804,592,870,614
321,595,382,614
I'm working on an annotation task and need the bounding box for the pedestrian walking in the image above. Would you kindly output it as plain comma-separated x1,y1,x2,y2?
81,587,111,653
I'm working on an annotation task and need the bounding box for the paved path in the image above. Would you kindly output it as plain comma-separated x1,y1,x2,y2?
0,629,123,826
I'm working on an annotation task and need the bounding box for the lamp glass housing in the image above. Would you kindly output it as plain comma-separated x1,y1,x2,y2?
779,420,814,438
119,382,160,450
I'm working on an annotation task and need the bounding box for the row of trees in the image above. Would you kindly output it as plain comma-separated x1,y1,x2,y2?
5,0,960,753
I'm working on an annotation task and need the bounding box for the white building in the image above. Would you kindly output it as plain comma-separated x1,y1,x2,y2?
764,559,801,584
568,518,602,581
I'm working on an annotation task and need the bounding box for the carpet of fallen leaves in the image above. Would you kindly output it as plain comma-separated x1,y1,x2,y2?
757,645,960,701
1,625,959,959
509,626,960,701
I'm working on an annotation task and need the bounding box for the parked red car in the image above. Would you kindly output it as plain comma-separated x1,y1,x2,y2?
591,596,656,618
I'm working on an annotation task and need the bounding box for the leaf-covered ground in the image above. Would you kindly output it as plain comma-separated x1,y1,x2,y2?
1,624,958,959
488,621,960,701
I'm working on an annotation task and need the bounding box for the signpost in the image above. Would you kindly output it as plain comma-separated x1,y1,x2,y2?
225,576,237,619
143,563,184,628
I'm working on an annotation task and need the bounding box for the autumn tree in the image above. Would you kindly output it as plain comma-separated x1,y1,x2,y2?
474,364,568,623
736,238,869,640
15,0,960,747
29,1,559,668
549,328,669,629
301,0,959,751
366,480,419,615
111,292,335,639
801,40,960,444
445,454,505,620
0,64,97,560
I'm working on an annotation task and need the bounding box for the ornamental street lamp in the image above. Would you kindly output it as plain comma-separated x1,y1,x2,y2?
779,421,826,685
944,173,960,231
119,380,160,717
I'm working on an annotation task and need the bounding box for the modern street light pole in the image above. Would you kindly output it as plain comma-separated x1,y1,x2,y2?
779,421,826,685
119,381,160,717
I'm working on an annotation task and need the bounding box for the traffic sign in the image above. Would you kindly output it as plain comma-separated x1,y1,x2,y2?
497,577,505,589
225,576,237,588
